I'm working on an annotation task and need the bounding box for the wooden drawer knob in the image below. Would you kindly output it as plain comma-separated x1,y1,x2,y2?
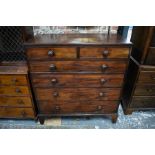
21,111,27,117
48,50,55,56
99,92,105,97
146,88,153,92
17,100,24,105
101,64,108,71
55,106,60,110
53,92,59,97
49,64,56,71
97,105,102,110
100,78,107,84
51,78,57,84
102,50,109,57
12,78,18,83
15,88,21,93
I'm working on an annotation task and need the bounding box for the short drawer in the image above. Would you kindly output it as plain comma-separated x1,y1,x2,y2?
38,100,119,114
31,74,124,88
0,86,30,96
80,47,129,59
138,71,155,85
35,88,121,101
130,97,155,109
27,47,77,60
0,107,34,118
134,85,155,96
145,47,155,65
0,96,32,107
0,75,27,86
29,60,127,73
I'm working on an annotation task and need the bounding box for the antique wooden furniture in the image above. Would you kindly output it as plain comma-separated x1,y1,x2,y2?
24,33,131,124
0,61,36,119
122,26,155,114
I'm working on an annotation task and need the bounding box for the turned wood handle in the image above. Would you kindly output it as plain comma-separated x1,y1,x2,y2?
53,92,59,97
16,88,21,93
151,76,155,80
21,111,27,117
102,50,109,57
55,106,60,110
49,64,56,71
12,78,18,83
146,88,153,92
101,64,108,71
100,78,107,84
51,78,57,84
48,50,55,56
99,92,105,97
17,100,24,105
97,105,102,110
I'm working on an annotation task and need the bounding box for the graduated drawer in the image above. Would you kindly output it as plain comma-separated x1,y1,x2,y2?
0,86,29,96
29,60,127,73
137,71,155,85
38,100,119,114
26,47,77,60
31,74,124,87
80,47,129,59
130,97,155,109
134,85,155,96
0,96,32,107
0,75,27,86
35,88,121,101
0,107,34,118
145,47,155,65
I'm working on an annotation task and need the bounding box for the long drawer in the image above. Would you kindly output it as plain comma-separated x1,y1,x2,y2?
27,47,77,60
0,107,34,118
29,60,127,73
137,71,155,85
130,97,155,109
0,75,27,86
134,85,155,96
35,88,121,101
31,74,124,87
0,86,30,96
0,96,32,107
80,47,129,59
38,100,119,114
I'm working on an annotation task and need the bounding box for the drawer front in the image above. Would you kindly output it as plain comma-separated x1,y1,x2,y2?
38,100,119,114
134,86,155,96
145,48,155,65
29,61,127,73
27,47,77,60
0,86,29,96
0,96,32,107
35,88,121,101
31,74,124,87
0,107,34,118
138,71,155,84
130,97,155,109
80,47,129,59
0,75,27,86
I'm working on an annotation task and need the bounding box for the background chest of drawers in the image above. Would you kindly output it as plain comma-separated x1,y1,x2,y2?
25,34,131,124
0,62,35,119
122,26,155,114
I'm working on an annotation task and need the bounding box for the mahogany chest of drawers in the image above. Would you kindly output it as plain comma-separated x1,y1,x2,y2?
24,34,131,124
122,26,155,114
0,62,35,119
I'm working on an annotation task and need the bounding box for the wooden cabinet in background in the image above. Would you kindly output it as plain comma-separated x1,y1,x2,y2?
0,62,36,119
122,26,155,114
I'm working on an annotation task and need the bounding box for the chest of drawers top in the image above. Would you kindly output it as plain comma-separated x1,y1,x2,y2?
24,33,132,47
